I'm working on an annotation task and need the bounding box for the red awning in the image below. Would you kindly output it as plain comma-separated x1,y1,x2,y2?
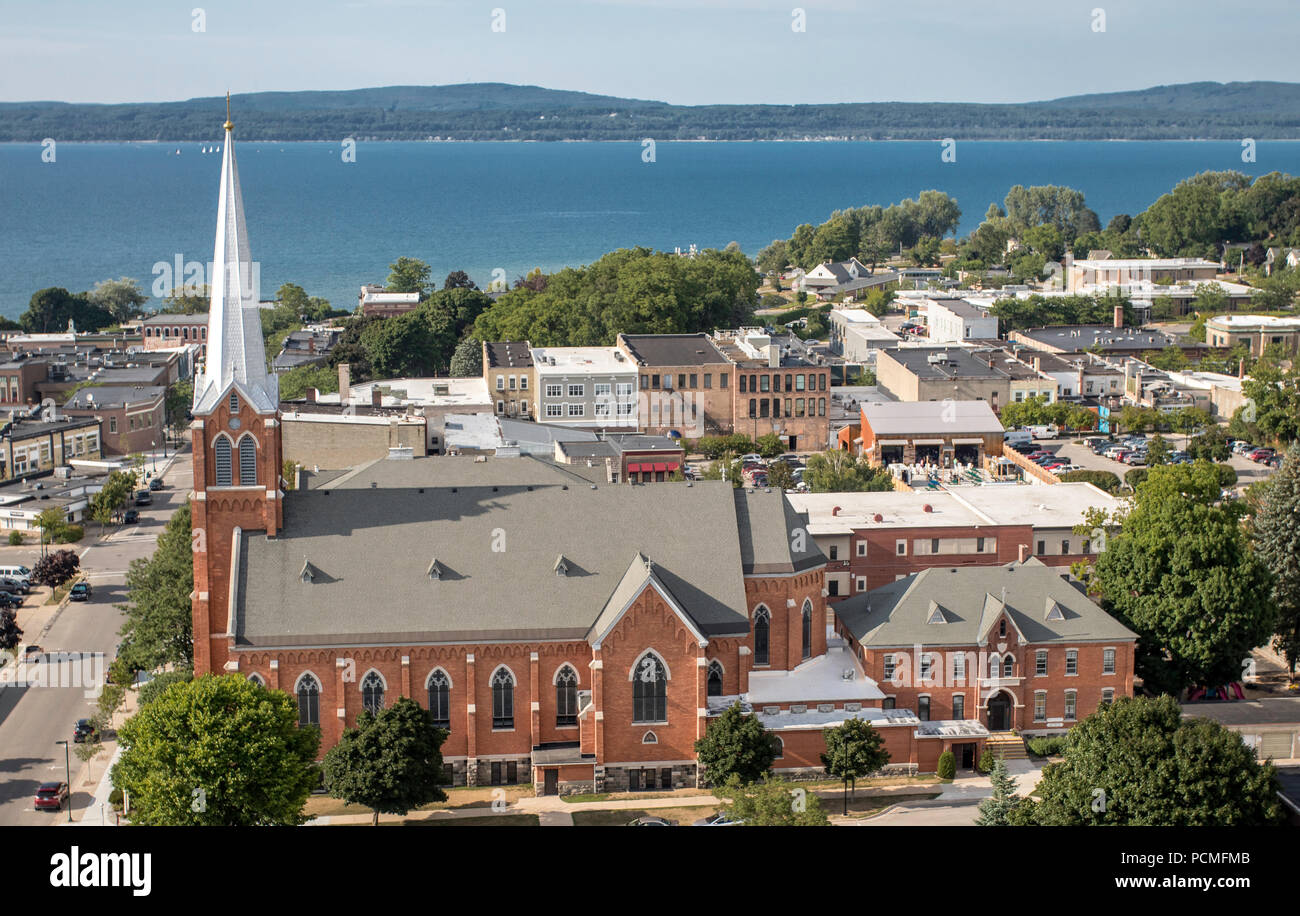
653,463,667,472
626,463,641,472
665,462,679,471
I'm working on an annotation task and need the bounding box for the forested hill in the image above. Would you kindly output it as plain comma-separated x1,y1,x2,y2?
3,81,1299,141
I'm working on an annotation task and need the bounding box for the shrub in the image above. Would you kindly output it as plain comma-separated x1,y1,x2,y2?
936,750,956,779
1057,470,1121,494
977,751,995,774
1026,736,1068,757
57,525,84,543
1124,468,1149,490
108,787,124,810
7,531,22,546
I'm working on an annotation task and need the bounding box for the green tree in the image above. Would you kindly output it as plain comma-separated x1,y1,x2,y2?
87,277,148,322
1014,696,1283,825
34,506,67,550
112,674,320,826
385,257,432,296
137,668,194,706
1141,345,1189,371
803,451,894,492
975,756,1024,826
1254,442,1300,674
754,432,784,459
820,718,890,814
1089,462,1275,694
443,270,477,290
719,774,829,826
158,284,210,314
277,364,339,401
1187,425,1231,461
449,336,483,377
321,697,449,825
693,702,778,786
766,460,796,491
1242,362,1300,445
116,504,194,671
21,287,114,333
1145,434,1172,465
0,607,22,650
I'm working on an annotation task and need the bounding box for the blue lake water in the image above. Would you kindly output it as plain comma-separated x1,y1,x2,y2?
1,140,1298,319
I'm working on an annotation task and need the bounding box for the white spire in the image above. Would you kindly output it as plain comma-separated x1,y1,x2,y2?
193,94,277,415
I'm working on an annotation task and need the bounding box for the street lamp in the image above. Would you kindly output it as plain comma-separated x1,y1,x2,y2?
150,443,157,473
54,739,72,822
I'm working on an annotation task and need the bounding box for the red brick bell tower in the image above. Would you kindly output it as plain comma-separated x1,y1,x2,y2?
190,96,283,677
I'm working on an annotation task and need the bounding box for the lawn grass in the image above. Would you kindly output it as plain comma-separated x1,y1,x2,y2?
303,783,534,818
46,582,73,606
570,805,720,827
560,790,690,804
831,792,942,818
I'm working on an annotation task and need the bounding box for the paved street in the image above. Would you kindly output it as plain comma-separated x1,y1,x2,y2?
0,445,191,826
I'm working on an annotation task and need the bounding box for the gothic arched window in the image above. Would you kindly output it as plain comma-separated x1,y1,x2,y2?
632,653,667,723
295,673,320,727
361,671,385,715
753,607,770,666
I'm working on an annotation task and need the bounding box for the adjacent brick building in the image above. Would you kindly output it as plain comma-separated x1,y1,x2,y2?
61,385,166,456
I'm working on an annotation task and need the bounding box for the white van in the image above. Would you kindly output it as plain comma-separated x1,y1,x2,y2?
1004,429,1033,447
0,565,32,586
1027,424,1058,439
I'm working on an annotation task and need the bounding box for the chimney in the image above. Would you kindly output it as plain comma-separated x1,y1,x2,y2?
1032,356,1041,373
338,362,351,402
307,337,315,354
1018,544,1028,563
371,387,382,408
1113,305,1123,329
1238,358,1245,380
305,387,317,404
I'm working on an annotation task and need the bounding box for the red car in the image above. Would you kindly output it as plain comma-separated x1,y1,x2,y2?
34,782,69,812
1249,448,1275,463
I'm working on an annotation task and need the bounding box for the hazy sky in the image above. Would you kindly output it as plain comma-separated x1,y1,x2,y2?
1,0,1297,105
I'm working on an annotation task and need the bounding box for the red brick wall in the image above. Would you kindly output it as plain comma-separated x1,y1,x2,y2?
744,570,826,672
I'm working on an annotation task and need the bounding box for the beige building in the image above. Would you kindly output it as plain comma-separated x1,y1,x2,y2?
482,341,535,419
1205,314,1300,357
280,406,427,470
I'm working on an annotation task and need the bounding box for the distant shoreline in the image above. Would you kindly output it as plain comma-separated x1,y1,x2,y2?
5,137,1300,145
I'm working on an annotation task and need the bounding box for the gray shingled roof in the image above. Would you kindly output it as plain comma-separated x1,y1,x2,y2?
234,457,814,648
835,560,1136,648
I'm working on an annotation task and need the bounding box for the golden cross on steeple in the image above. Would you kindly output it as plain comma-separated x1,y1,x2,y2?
223,91,233,132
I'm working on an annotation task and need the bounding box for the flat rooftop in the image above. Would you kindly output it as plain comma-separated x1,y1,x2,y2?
946,482,1126,529
532,347,634,375
884,347,1005,380
862,400,1003,435
63,385,166,409
829,308,882,325
618,334,729,366
1014,326,1183,351
787,490,995,534
1206,314,1300,330
484,341,534,369
319,377,491,409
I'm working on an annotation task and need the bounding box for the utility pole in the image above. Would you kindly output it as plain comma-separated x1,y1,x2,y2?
54,740,72,822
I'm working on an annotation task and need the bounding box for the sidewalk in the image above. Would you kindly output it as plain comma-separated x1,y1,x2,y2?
69,687,140,826
309,792,726,826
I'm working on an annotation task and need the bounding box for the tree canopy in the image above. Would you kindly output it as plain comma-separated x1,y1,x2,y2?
694,702,778,786
112,674,320,826
116,504,194,672
1254,442,1300,674
1012,696,1282,825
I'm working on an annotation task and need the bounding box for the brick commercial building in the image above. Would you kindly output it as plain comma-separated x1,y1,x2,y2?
0,415,102,481
835,561,1137,747
712,329,832,452
859,400,1004,468
189,119,1009,789
618,333,733,439
789,483,1125,600
61,385,166,456
142,313,209,355
280,404,428,470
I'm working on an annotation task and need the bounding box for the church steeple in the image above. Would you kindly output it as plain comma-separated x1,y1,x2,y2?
192,95,277,416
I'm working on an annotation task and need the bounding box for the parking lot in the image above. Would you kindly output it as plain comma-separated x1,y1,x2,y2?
1017,433,1277,489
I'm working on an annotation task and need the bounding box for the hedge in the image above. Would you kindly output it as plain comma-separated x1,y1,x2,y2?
936,750,956,779
1026,736,1068,757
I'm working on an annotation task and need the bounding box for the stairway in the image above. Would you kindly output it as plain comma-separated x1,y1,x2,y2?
984,731,1027,761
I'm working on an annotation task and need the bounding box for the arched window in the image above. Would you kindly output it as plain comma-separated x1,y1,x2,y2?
229,391,240,414
642,730,658,744
247,673,265,687
237,435,257,486
632,652,667,723
213,436,232,487
296,673,320,728
753,607,770,666
491,667,515,729
361,671,385,715
427,670,450,729
555,665,578,727
707,661,724,697
1002,655,1014,678
772,736,784,759
801,601,813,660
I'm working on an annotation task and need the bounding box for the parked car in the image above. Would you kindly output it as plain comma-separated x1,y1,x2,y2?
1249,448,1275,463
1267,454,1284,469
693,812,744,826
1102,446,1131,460
0,575,30,594
627,816,675,826
24,644,42,659
134,490,152,506
1232,441,1256,455
34,782,69,812
0,592,23,609
69,581,92,602
739,454,763,465
1123,454,1147,467
148,477,163,491
123,509,140,524
73,718,98,743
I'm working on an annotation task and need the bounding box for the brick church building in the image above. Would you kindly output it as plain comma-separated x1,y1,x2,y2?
190,113,1132,794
